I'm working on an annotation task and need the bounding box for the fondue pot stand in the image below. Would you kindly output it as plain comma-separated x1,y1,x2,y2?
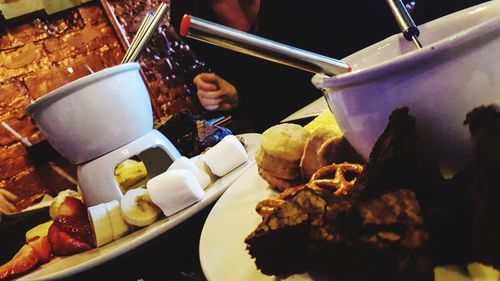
26,63,180,206
77,130,179,206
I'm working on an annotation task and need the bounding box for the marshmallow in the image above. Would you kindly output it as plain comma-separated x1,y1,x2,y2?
201,135,248,177
146,169,205,217
167,156,212,189
190,155,218,183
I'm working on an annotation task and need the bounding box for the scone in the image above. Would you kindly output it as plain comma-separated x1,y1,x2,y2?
301,111,364,180
300,126,365,180
257,167,303,192
255,147,300,180
256,124,309,191
260,123,309,163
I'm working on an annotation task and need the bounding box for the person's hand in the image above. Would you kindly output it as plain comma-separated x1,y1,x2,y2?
194,73,239,111
0,188,18,215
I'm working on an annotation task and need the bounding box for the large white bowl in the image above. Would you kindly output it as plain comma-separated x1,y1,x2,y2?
26,63,153,165
312,1,500,176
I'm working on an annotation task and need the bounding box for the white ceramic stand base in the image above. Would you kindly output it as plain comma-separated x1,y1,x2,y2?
77,129,180,206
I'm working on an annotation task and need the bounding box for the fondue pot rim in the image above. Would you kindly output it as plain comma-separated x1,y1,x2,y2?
26,62,140,115
314,18,499,90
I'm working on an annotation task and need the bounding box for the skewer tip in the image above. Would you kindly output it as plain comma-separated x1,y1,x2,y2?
180,14,191,37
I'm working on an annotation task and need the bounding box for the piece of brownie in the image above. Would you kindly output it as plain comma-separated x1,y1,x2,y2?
246,187,432,280
245,200,311,277
307,189,432,281
464,104,500,269
355,107,444,209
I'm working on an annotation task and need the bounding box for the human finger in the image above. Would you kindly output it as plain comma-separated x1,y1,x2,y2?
200,96,223,107
203,104,220,111
197,91,222,110
194,73,218,91
198,89,225,100
197,89,222,103
198,72,219,82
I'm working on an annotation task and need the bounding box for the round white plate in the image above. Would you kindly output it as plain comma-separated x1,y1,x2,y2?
199,164,304,281
19,133,261,281
199,158,492,281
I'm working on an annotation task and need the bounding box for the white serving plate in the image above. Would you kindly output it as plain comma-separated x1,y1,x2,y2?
199,164,497,281
18,133,261,281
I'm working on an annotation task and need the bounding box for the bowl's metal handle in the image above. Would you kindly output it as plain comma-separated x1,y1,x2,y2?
180,15,351,76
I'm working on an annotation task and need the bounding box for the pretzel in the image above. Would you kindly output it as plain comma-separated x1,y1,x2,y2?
255,185,307,217
256,198,285,217
308,163,363,196
255,163,363,218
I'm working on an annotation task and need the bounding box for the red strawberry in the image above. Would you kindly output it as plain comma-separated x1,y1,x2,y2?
48,217,94,256
27,236,52,264
55,216,94,246
56,197,86,218
0,243,38,280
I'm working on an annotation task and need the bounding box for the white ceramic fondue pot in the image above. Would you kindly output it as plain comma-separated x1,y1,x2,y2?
26,63,153,165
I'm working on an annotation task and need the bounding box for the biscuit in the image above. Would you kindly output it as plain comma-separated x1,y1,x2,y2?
260,123,309,162
300,127,364,181
300,127,343,181
258,167,303,192
256,147,300,180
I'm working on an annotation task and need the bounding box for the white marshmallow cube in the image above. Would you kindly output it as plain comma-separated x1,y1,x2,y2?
190,155,218,183
201,135,248,177
146,169,205,217
167,156,212,189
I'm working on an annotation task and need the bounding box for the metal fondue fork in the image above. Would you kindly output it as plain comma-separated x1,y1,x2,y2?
386,0,423,49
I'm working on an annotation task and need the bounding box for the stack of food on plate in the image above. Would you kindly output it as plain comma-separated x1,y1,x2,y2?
245,105,500,280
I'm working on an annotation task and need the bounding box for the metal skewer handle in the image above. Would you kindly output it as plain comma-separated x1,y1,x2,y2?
121,3,169,64
385,0,423,49
180,15,351,76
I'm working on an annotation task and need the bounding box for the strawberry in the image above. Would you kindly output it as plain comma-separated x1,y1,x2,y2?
0,236,54,279
27,236,52,264
55,216,94,246
0,244,38,280
0,196,93,278
48,217,94,256
55,196,86,218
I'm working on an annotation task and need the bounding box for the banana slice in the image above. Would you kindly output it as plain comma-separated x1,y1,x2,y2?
25,221,53,242
120,188,161,227
114,159,148,193
104,200,130,240
88,203,114,247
